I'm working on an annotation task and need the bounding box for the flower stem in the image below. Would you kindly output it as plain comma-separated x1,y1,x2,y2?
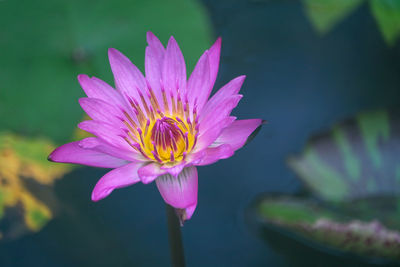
166,204,185,267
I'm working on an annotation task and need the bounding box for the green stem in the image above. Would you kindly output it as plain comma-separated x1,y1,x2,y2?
166,204,185,267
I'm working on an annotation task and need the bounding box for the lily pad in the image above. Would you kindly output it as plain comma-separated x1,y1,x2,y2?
303,0,363,34
0,132,72,241
252,110,400,264
288,110,400,203
255,195,400,263
370,0,400,46
303,0,400,46
0,0,212,143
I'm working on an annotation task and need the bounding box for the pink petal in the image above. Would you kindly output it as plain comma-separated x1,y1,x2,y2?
193,144,234,166
214,119,263,150
145,51,164,109
162,36,187,96
187,51,210,113
78,74,125,106
108,48,146,104
79,97,123,127
208,37,221,93
78,120,132,151
160,161,188,177
91,162,144,201
199,94,242,134
145,32,165,107
200,75,245,122
147,32,165,53
79,137,145,162
195,116,236,152
156,166,198,221
48,141,128,168
138,162,167,184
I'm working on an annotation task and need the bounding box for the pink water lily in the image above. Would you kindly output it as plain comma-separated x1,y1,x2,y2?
49,32,262,222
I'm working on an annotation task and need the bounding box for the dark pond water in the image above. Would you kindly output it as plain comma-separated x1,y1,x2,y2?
1,0,400,266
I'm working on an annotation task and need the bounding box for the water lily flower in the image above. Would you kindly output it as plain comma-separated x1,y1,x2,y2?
49,32,262,222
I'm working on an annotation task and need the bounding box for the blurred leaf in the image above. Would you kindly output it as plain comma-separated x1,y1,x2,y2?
303,0,364,34
370,0,400,46
251,110,400,263
256,196,400,262
0,132,73,240
0,0,212,143
288,110,400,202
303,0,400,46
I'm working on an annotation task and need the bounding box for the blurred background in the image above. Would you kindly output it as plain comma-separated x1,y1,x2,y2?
1,0,400,266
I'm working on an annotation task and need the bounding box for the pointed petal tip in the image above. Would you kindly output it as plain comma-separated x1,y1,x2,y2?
156,166,198,221
108,47,117,54
47,152,54,162
175,203,197,225
108,48,122,61
146,31,156,41
91,162,143,202
168,35,177,43
77,73,89,81
213,37,222,48
91,189,110,202
47,146,63,163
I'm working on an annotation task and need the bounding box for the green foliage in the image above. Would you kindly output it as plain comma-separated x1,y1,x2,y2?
255,110,400,263
303,0,363,34
0,0,213,143
258,197,400,261
303,0,400,46
370,0,400,46
288,110,400,203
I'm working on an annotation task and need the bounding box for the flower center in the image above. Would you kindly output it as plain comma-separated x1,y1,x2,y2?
150,117,186,161
120,85,199,164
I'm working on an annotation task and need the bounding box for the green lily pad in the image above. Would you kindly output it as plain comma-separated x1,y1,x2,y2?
252,110,400,264
288,110,400,203
370,0,400,46
256,195,400,263
303,0,364,34
303,0,400,46
0,0,212,143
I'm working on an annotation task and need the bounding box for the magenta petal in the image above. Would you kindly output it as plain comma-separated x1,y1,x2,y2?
156,166,198,221
138,162,167,184
200,75,245,122
145,49,164,108
147,32,165,52
78,120,132,151
145,32,165,105
160,161,187,177
194,144,234,166
91,162,144,201
199,94,242,134
79,137,145,162
215,119,262,150
108,48,146,102
187,51,210,112
48,141,128,168
78,75,125,106
145,32,165,109
208,37,221,92
162,36,187,95
79,97,122,127
195,116,236,152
